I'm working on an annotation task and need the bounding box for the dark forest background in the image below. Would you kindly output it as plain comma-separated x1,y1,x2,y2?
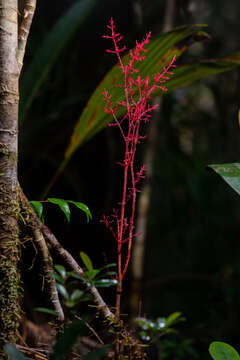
19,0,240,358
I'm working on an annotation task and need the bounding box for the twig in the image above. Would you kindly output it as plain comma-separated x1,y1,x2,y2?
17,0,37,70
32,229,64,321
75,315,104,345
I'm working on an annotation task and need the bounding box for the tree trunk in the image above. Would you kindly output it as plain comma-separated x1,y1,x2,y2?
0,0,20,353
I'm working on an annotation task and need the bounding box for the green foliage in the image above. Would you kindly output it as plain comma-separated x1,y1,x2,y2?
34,307,59,316
19,0,97,122
48,198,71,222
30,198,92,223
135,312,185,343
29,201,43,219
80,251,93,272
208,163,240,196
209,342,240,360
36,256,117,316
78,252,118,288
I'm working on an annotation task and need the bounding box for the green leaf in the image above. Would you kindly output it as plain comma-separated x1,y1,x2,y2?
35,307,59,316
209,342,240,360
56,283,69,299
4,344,26,360
48,198,71,222
70,289,84,301
68,200,92,222
30,201,43,219
165,312,183,326
86,269,100,280
19,0,97,123
94,279,118,287
52,320,86,360
49,272,64,284
208,163,240,196
70,272,88,283
166,52,240,93
98,263,117,271
80,251,93,272
54,264,67,279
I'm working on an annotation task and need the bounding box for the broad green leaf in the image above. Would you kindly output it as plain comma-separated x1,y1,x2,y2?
209,342,240,360
56,283,69,299
64,49,240,158
68,200,92,222
167,52,240,93
54,264,67,279
30,201,43,219
80,251,93,272
48,198,71,222
64,24,210,160
52,320,86,360
35,307,59,316
208,163,240,196
4,344,26,360
19,0,97,122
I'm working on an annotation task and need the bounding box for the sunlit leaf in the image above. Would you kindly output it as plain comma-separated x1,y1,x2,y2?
35,307,59,316
48,198,71,223
80,251,93,272
68,200,92,222
30,201,43,219
208,163,240,196
20,0,97,122
209,342,240,360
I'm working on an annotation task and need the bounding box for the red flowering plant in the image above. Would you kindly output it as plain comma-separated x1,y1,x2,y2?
102,18,176,319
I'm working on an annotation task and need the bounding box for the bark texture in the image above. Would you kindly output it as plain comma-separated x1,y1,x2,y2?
0,0,20,352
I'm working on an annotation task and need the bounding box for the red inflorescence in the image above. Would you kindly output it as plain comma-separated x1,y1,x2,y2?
102,18,176,282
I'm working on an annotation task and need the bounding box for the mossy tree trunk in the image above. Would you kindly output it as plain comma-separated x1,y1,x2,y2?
0,0,21,353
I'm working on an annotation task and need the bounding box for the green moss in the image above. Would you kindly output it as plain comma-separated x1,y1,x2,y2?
0,258,22,355
0,183,22,355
